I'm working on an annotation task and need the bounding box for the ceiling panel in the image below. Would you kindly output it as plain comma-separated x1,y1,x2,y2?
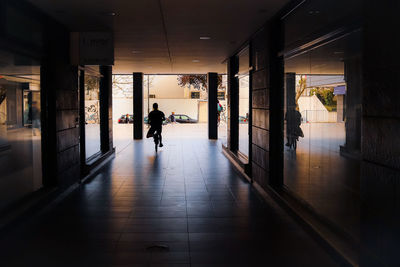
27,0,289,74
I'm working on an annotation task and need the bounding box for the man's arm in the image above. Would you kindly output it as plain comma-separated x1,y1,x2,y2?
161,112,166,121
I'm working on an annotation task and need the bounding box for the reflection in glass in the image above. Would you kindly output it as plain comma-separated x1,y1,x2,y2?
112,75,133,151
0,50,42,211
218,74,228,146
283,32,361,242
238,47,250,157
85,71,101,159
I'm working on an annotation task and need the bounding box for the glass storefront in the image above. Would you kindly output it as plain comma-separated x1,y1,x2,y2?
283,31,361,241
112,74,133,150
218,74,228,146
0,50,42,211
84,67,101,159
238,47,250,157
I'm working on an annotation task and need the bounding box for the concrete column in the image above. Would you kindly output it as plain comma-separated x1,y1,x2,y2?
336,95,344,122
340,56,362,159
78,69,86,173
285,73,296,111
227,56,239,152
100,66,112,152
133,73,143,139
208,72,218,139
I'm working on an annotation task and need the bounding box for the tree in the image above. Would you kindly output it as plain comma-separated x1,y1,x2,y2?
310,87,336,111
112,75,133,98
295,75,307,106
85,75,100,100
177,74,225,90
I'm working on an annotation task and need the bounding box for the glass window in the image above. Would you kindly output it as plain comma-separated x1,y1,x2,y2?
112,74,133,150
0,50,42,211
283,31,361,243
218,74,228,146
238,47,250,157
84,68,101,159
191,92,200,99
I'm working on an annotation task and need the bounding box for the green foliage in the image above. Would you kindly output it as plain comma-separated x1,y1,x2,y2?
310,87,337,111
177,74,224,90
85,75,99,92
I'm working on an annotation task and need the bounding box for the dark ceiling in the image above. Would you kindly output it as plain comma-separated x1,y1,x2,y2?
27,0,289,74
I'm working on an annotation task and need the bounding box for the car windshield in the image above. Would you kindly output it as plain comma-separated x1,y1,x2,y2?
181,115,188,120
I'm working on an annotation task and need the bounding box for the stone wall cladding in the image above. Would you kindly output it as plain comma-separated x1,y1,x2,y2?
251,27,271,187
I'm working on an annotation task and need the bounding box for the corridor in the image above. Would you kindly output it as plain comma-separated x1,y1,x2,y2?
0,135,339,267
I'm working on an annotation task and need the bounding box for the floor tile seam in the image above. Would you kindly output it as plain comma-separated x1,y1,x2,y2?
227,187,241,207
113,232,124,253
190,141,209,196
112,177,128,198
159,145,170,206
181,139,192,267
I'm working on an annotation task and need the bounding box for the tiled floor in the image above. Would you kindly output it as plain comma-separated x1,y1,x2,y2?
0,130,340,267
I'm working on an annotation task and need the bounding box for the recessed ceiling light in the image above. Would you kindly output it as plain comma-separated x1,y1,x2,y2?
102,12,117,16
309,10,320,15
200,36,211,40
192,60,200,63
132,50,142,54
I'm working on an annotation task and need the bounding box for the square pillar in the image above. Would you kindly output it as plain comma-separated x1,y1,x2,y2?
227,56,239,152
208,72,218,139
133,73,143,139
100,65,113,153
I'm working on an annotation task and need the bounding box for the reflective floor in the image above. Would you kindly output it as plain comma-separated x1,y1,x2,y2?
0,131,339,266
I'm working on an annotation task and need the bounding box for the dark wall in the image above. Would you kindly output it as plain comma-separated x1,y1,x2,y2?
251,27,270,189
41,21,80,188
360,1,400,267
3,0,115,191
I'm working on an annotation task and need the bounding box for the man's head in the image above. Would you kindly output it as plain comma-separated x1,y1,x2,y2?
153,103,158,110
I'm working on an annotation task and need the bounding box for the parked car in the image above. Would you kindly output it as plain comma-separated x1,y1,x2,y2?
239,116,248,123
171,114,198,123
144,116,169,125
118,114,134,124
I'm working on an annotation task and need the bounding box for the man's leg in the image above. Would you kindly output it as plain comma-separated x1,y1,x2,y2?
147,126,156,138
158,127,163,147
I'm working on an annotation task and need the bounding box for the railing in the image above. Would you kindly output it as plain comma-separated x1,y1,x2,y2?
301,110,337,123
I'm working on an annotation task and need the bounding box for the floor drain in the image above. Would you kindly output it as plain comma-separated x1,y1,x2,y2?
146,244,170,252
